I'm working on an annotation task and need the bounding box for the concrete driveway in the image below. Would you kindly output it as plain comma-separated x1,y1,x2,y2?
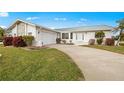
49,44,124,81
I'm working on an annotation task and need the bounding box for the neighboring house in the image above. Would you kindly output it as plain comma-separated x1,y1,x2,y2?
7,19,60,46
56,25,113,45
7,19,114,46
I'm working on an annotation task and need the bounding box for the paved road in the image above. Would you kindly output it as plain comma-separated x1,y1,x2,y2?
49,44,124,81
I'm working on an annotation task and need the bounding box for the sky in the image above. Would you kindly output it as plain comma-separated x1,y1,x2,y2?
0,12,124,29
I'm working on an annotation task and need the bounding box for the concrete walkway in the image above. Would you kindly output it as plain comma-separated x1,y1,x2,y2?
49,44,124,81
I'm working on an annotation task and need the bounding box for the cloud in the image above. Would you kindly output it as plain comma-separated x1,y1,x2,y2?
49,27,55,29
26,17,40,20
80,18,87,22
0,12,9,17
54,17,67,21
77,21,82,24
0,25,7,29
77,18,88,24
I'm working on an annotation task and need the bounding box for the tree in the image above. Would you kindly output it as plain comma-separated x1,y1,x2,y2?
116,19,124,46
95,31,105,38
95,31,105,45
0,27,4,41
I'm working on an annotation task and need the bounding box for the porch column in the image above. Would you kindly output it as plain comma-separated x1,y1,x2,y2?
68,32,70,39
57,32,61,38
61,33,62,39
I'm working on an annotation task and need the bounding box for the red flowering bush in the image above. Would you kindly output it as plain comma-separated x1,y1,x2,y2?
12,36,26,47
3,37,13,46
105,38,115,46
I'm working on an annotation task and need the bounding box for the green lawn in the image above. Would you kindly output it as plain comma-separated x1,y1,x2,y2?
0,45,84,81
83,45,124,54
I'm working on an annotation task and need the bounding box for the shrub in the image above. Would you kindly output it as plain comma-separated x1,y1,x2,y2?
22,36,34,46
119,42,124,46
88,39,95,45
69,40,72,43
105,38,115,46
62,40,66,44
95,31,105,38
97,38,103,45
0,27,4,42
3,37,13,46
56,38,61,44
12,36,26,47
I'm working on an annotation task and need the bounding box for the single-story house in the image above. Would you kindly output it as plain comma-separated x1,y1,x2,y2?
7,19,114,46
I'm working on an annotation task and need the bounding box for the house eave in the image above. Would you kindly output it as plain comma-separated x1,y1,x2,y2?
59,29,112,33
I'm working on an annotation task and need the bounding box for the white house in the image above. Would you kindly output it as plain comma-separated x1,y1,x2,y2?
7,19,60,46
56,25,113,45
7,19,113,46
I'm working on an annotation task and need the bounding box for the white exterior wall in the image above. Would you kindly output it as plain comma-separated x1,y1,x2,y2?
11,25,17,36
11,22,37,37
84,32,95,41
61,30,112,45
26,24,37,37
104,31,112,38
73,32,95,45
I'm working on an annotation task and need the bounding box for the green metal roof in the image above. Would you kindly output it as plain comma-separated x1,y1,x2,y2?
55,25,114,32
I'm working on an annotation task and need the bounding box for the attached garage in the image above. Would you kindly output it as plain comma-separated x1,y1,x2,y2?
36,28,58,46
7,19,60,46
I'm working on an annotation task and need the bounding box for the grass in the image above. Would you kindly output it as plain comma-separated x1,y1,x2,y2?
0,45,84,81
83,45,124,55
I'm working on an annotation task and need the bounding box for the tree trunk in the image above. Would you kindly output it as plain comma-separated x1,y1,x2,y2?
116,29,123,46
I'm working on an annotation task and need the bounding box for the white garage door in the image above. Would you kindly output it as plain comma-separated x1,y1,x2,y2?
39,31,57,45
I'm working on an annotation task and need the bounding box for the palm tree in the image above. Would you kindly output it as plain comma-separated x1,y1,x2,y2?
116,19,124,46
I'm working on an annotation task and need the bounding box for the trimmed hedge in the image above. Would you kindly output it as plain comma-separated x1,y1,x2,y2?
3,37,13,46
105,38,115,46
12,36,26,47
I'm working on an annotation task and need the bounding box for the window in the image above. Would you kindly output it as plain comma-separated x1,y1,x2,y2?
70,33,73,39
62,33,69,39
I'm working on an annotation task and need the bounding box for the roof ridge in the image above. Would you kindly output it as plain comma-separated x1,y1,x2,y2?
55,25,113,30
